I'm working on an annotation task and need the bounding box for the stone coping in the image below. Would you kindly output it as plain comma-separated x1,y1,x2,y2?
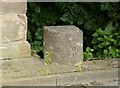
1,57,119,83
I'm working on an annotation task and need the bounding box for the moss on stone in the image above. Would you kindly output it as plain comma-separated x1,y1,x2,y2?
44,51,52,65
74,61,83,72
38,68,51,75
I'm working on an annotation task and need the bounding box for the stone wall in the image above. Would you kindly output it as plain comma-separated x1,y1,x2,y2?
0,0,31,59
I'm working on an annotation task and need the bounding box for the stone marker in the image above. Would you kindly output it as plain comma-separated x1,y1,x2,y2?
44,26,83,65
0,0,31,59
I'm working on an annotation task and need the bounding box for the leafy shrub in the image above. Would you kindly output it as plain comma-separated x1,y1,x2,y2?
27,3,61,58
91,28,120,58
84,47,94,60
27,2,120,59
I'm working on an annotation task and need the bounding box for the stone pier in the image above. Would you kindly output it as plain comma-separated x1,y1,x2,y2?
0,0,31,59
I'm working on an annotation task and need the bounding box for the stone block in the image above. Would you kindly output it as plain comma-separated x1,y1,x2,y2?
44,26,83,65
0,0,27,14
0,41,31,59
0,14,27,43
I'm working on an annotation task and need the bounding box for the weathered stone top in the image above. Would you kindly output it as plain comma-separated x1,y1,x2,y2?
44,26,83,34
0,0,27,14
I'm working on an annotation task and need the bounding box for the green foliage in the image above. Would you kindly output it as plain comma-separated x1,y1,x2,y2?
91,28,120,58
27,2,120,59
27,3,61,58
84,47,94,60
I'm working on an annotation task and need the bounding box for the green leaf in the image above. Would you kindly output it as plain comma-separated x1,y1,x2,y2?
97,37,104,41
60,13,69,21
77,20,84,25
105,41,111,46
104,49,108,54
84,21,92,29
92,32,99,37
90,49,94,52
105,22,114,33
93,45,98,50
108,46,112,50
67,19,74,24
35,6,41,13
77,15,84,25
96,52,102,58
101,3,113,11
86,47,91,52
92,39,98,44
98,44,104,48
97,28,104,34
27,30,32,42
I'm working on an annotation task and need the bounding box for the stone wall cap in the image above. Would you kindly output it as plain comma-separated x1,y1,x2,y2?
0,0,26,2
44,25,83,33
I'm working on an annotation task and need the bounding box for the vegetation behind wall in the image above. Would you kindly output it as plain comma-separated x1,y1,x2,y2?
27,2,120,60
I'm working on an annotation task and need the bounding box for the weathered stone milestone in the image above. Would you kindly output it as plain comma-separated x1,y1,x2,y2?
44,26,83,65
0,0,31,59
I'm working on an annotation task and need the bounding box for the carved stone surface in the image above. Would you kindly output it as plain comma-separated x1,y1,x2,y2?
44,26,83,65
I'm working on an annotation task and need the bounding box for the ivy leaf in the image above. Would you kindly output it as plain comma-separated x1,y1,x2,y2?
77,18,84,25
84,21,92,29
77,13,84,25
97,37,104,41
93,45,98,50
92,39,98,44
101,3,113,11
104,49,108,54
67,19,74,24
35,6,41,13
60,13,69,21
105,22,114,33
92,32,99,37
105,41,111,46
98,44,104,48
27,30,32,42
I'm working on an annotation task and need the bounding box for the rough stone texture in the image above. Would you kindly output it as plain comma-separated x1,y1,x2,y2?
44,26,83,65
0,0,27,14
0,41,31,59
0,14,27,43
2,65,119,86
2,56,82,80
0,61,1,87
2,57,118,86
0,13,2,47
0,0,31,59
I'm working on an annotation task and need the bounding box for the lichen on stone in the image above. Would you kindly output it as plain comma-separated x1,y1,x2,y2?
38,68,51,75
74,61,83,72
44,51,52,65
